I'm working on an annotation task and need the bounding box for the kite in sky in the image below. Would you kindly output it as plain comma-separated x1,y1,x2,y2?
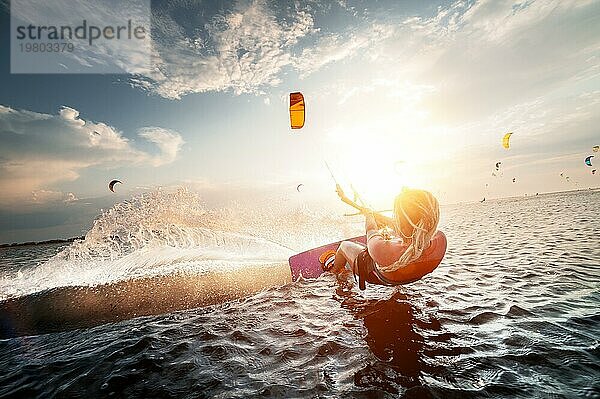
502,132,513,149
109,179,122,192
289,92,305,129
585,155,594,167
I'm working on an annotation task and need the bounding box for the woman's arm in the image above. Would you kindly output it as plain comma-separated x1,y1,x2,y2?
373,213,394,228
336,185,395,228
365,211,379,234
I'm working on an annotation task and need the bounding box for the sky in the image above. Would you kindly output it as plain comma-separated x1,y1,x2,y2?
0,0,599,243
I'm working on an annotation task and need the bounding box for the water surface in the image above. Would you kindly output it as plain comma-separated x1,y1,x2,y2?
0,190,598,398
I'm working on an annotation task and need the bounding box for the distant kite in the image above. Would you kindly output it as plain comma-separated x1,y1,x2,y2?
502,132,513,149
289,92,305,129
593,145,599,152
109,179,122,192
296,183,304,192
492,161,503,178
585,155,594,167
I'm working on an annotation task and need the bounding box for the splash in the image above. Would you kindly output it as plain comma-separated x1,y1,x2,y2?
62,188,251,260
61,187,354,259
1,188,357,299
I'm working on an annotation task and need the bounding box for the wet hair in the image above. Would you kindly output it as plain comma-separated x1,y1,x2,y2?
378,188,440,273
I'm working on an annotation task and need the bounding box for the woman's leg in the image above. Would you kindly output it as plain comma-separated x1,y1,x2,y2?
331,241,365,273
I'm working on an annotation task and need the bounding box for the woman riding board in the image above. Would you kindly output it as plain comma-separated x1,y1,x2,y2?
329,187,446,290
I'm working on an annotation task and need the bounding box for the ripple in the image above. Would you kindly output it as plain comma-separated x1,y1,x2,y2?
506,305,533,318
468,311,503,325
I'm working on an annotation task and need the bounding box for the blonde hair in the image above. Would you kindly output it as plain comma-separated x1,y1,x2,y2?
377,188,440,273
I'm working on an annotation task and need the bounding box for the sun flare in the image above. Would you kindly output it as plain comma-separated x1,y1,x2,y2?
326,125,430,208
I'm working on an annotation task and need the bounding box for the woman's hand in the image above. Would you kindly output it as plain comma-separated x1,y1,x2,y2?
335,184,346,200
361,207,374,216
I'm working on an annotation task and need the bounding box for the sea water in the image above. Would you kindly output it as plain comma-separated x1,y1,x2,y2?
0,189,598,398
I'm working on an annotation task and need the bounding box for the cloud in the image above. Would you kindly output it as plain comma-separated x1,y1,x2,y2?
64,192,79,203
130,0,599,106
58,106,85,125
0,105,184,204
294,24,396,75
135,0,316,99
392,0,600,123
138,127,185,166
30,190,79,204
129,0,393,99
31,190,66,203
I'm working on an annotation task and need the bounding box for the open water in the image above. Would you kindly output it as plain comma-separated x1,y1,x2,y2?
0,189,598,398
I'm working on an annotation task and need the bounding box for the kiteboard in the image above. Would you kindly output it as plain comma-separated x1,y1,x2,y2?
288,236,366,281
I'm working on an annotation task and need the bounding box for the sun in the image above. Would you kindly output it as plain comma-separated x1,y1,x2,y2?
343,160,425,209
321,86,445,208
325,127,427,209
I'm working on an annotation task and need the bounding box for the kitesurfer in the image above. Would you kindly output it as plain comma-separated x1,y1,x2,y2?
328,187,445,289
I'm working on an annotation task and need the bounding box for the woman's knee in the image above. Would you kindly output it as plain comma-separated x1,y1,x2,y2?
339,241,363,258
338,241,352,252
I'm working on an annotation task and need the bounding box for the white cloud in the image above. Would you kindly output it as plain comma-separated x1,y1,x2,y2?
131,0,599,106
31,190,65,203
64,192,79,203
139,0,316,99
129,0,397,99
0,105,184,204
391,0,600,123
294,23,395,75
30,190,79,204
58,106,85,126
138,127,185,166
